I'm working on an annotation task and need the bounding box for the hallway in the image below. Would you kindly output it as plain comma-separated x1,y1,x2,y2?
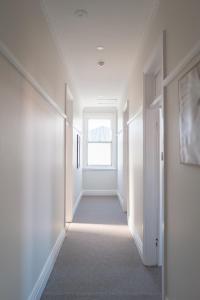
41,197,161,300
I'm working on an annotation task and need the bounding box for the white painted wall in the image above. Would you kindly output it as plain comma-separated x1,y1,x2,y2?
83,169,117,192
128,110,143,254
126,0,200,299
0,53,65,300
0,1,74,299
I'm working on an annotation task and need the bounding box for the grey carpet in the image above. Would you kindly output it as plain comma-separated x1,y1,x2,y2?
41,196,162,300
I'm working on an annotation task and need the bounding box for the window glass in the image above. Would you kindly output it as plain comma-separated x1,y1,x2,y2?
87,119,112,166
88,119,112,142
88,143,111,166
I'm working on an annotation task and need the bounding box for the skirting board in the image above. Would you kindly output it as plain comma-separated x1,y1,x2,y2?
28,229,65,300
128,217,144,263
82,189,117,196
73,191,83,216
117,191,126,212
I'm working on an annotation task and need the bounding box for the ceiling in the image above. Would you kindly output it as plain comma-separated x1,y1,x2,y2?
42,0,158,108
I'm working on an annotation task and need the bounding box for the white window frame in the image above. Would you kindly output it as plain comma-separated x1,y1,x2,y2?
83,111,117,170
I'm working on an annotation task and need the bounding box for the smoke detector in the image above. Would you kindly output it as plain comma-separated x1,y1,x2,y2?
98,61,105,67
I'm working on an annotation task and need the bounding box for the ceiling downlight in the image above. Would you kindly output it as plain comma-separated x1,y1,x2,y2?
97,46,104,51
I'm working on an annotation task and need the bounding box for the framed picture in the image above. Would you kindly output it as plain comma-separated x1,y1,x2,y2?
179,60,200,165
77,134,80,169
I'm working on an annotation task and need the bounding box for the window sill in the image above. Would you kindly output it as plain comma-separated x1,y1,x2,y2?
83,167,117,171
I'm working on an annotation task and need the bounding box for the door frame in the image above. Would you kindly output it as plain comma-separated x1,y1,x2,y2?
122,101,129,214
64,84,74,224
143,31,166,300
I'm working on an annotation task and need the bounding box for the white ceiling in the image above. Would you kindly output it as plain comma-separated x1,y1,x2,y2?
42,0,158,108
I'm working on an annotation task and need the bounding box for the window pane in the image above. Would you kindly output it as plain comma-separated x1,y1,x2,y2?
88,143,111,166
88,119,112,142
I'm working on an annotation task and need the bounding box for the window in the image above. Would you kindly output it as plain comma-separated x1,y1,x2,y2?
84,112,116,168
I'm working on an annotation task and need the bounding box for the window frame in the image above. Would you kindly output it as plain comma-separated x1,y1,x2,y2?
83,111,117,170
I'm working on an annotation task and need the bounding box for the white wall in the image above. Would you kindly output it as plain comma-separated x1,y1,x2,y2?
126,0,200,299
128,110,143,250
0,53,65,300
0,1,73,299
83,169,117,192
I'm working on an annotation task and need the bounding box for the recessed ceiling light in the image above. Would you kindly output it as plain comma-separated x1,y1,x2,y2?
98,61,105,67
97,46,104,51
74,9,88,18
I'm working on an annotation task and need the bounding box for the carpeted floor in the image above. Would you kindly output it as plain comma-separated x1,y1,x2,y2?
41,196,162,300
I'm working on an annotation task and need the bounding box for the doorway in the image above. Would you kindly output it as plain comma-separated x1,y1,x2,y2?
123,101,129,214
143,32,165,299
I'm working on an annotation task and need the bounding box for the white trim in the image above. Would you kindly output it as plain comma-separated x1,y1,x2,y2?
143,33,164,267
163,39,200,87
117,191,126,212
128,217,143,262
82,189,117,196
123,101,128,112
28,229,65,300
117,191,124,209
73,126,82,136
150,94,162,109
117,129,123,135
127,106,143,126
83,167,117,171
67,86,74,102
133,231,143,262
0,40,67,120
65,222,70,231
73,191,83,216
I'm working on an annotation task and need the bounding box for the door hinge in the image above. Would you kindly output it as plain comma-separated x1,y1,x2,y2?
155,238,159,247
161,151,164,161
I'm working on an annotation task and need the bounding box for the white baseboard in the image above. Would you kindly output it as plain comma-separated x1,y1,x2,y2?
73,191,83,216
117,191,124,209
128,217,144,263
28,229,65,300
134,230,143,262
82,189,117,196
117,191,127,212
